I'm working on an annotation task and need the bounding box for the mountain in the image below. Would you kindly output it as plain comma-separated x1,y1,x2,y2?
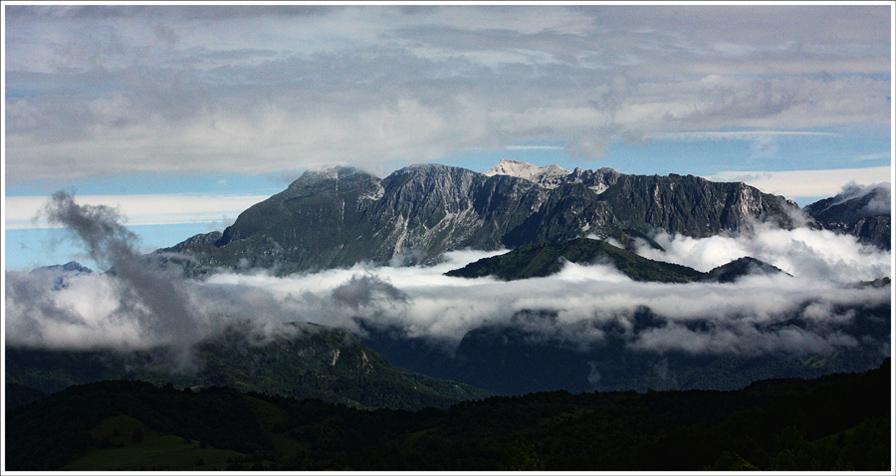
483,158,573,189
6,360,889,470
444,237,786,283
803,184,891,250
700,256,790,283
4,381,47,409
5,322,492,411
359,280,890,396
164,161,802,275
29,261,93,290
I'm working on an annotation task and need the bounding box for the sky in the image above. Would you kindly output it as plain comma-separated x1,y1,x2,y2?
3,2,894,272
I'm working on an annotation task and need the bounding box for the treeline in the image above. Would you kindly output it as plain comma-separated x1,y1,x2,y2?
5,358,890,471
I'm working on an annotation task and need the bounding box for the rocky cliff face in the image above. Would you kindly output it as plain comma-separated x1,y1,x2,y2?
168,161,803,275
804,184,891,250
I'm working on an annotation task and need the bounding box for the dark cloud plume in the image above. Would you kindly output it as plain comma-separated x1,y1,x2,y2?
27,191,201,370
6,193,328,372
331,274,409,310
40,190,139,271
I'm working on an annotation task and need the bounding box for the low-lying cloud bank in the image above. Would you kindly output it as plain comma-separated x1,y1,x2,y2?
634,222,891,281
5,193,892,372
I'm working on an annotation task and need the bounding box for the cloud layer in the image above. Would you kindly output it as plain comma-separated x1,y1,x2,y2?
5,5,891,183
7,193,891,367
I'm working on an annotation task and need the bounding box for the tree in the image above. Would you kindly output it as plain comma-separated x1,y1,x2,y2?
499,440,539,471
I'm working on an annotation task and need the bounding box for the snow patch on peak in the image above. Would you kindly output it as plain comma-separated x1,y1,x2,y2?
484,159,571,189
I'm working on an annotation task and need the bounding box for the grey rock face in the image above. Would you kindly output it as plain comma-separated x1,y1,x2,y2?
804,184,891,250
170,162,803,275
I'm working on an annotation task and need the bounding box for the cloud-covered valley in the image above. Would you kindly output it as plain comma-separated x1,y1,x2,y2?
6,193,891,372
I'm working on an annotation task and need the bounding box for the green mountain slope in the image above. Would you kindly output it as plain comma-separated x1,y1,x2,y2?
5,323,491,412
6,359,889,471
444,237,784,283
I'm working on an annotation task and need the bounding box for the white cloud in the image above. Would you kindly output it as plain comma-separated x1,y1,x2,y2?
634,223,892,282
8,224,889,360
3,5,891,184
707,166,892,199
648,131,840,141
5,194,268,229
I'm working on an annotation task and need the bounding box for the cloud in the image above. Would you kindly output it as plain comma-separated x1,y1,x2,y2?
5,194,269,229
707,166,892,199
5,192,300,371
5,193,891,373
4,5,891,183
830,182,892,215
195,236,889,359
647,130,840,141
632,222,892,281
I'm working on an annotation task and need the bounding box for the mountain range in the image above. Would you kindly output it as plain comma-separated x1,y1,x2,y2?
164,160,809,275
5,159,891,473
6,159,891,432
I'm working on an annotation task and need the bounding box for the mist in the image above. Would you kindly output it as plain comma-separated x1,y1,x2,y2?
633,220,891,281
5,193,891,368
5,191,304,371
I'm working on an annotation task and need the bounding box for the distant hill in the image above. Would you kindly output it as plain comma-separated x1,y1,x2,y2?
5,323,491,412
6,359,889,471
444,238,785,283
4,381,47,409
700,256,790,283
29,261,93,290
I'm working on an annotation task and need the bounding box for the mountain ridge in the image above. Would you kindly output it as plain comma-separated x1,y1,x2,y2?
803,183,891,250
444,237,787,283
5,322,493,411
165,161,803,275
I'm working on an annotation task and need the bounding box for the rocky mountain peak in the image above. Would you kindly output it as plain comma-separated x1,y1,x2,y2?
484,159,571,189
289,165,378,189
29,261,93,290
803,183,891,250
165,160,809,275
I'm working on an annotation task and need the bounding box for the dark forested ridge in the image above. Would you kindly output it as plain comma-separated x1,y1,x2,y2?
444,237,787,282
5,359,890,471
360,296,891,396
5,323,492,412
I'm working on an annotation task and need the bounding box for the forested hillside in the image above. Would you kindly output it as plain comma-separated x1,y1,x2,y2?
6,359,889,471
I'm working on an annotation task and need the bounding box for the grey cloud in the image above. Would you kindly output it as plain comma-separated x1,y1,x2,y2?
331,274,409,310
5,5,890,183
5,193,334,371
5,5,340,20
34,191,202,370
